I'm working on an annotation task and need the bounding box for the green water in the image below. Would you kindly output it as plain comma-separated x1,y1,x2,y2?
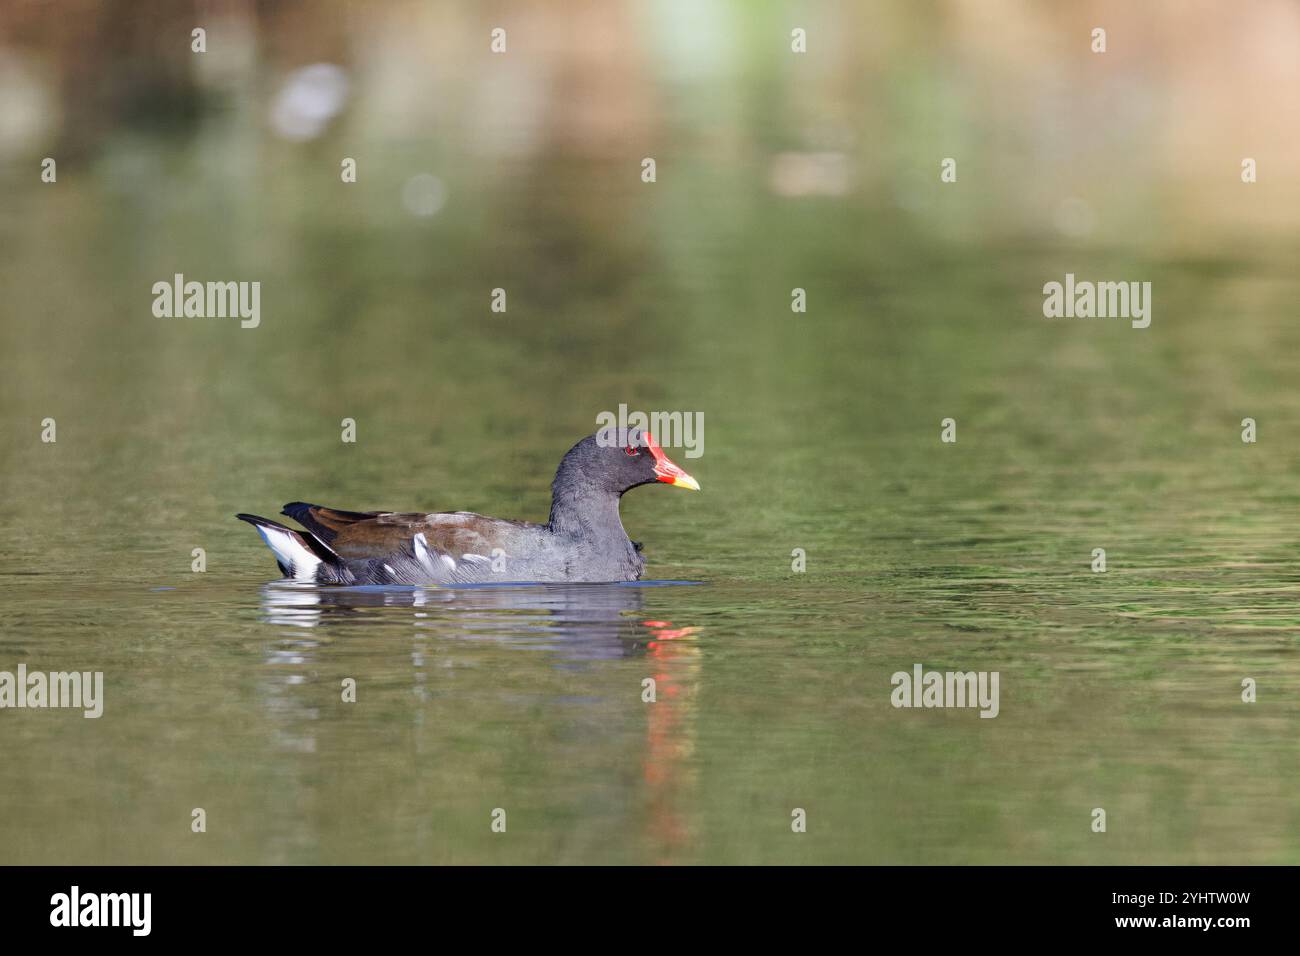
3,6,1300,865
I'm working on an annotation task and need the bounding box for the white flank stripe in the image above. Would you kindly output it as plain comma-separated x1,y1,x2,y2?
413,533,437,571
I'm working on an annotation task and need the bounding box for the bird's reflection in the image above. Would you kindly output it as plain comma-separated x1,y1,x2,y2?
640,617,700,861
258,581,681,658
255,581,703,862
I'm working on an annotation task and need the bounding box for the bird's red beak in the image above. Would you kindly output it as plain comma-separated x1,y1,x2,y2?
644,432,700,491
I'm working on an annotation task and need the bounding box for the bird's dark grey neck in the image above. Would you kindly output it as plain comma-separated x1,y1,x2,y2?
547,482,629,542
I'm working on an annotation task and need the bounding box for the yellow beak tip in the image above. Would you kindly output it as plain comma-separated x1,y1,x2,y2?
673,475,701,491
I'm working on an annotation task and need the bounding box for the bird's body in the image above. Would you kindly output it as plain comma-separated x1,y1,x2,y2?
237,429,698,585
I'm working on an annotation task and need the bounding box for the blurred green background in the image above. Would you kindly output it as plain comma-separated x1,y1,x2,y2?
1,0,1299,864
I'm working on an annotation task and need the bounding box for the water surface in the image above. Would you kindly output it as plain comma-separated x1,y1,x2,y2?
2,1,1299,865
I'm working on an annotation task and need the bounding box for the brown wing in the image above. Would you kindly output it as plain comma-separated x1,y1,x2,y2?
281,502,537,561
281,503,381,542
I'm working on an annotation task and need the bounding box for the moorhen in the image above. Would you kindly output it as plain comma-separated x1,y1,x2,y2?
236,429,699,585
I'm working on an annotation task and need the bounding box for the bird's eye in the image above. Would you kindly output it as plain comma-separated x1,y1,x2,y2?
624,445,640,457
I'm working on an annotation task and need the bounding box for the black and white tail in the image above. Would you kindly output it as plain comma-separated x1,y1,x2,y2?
236,513,347,583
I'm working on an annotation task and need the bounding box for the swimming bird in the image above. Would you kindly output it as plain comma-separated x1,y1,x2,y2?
236,429,699,585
